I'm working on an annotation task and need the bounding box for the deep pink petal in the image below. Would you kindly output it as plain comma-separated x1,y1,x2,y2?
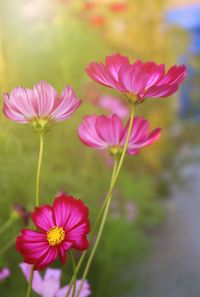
34,247,58,270
32,205,54,232
78,115,107,149
16,229,50,266
95,114,123,145
52,195,89,230
144,84,179,98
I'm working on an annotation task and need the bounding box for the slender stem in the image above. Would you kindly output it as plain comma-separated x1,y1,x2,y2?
75,105,135,297
69,251,77,297
0,237,15,255
0,218,14,236
36,133,44,207
25,133,44,297
65,159,119,297
25,269,34,297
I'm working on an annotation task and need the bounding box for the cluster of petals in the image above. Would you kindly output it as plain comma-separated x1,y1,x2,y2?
0,267,10,281
16,194,90,270
98,95,129,118
3,81,81,125
86,53,187,102
78,114,161,155
20,263,91,297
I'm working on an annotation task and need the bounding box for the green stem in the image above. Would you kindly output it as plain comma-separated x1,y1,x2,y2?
25,269,34,297
65,158,119,297
36,133,44,207
75,105,135,297
25,133,44,297
69,251,77,297
0,218,14,236
0,237,15,255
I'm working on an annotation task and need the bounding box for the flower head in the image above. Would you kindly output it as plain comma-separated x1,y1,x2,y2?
20,263,91,297
3,81,81,132
98,96,129,118
78,114,161,156
12,203,31,226
0,267,11,281
86,53,187,104
16,194,90,270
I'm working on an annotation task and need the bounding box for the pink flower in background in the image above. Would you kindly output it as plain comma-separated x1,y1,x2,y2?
98,96,129,118
13,203,31,226
86,53,187,103
78,114,161,155
3,81,81,129
0,267,11,281
20,263,91,297
16,194,90,270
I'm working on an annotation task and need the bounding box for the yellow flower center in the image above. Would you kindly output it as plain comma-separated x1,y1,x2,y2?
47,226,65,246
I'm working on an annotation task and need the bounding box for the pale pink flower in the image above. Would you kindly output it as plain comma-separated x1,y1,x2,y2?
86,53,187,103
0,267,10,281
3,81,81,130
78,114,161,155
20,263,91,297
98,95,129,118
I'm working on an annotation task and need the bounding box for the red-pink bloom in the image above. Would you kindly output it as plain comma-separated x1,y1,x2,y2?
86,53,187,103
16,194,90,270
78,114,161,155
3,81,81,128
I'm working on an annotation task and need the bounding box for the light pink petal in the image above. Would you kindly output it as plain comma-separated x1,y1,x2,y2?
19,263,43,295
56,280,91,297
0,267,11,281
40,268,61,297
32,205,54,232
50,86,81,121
33,81,58,117
98,96,129,118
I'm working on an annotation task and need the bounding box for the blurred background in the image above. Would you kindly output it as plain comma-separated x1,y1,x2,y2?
0,0,199,296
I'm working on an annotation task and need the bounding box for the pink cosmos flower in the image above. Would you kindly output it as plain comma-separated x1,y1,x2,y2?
0,267,11,281
20,263,91,297
16,194,90,270
3,81,81,130
98,96,129,118
78,114,161,155
86,53,187,103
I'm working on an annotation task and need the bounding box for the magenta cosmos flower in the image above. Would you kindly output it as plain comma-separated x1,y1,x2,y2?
86,53,187,103
78,114,161,155
3,81,81,131
20,263,91,297
16,194,90,270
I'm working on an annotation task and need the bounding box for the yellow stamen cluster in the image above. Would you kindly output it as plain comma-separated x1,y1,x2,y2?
47,226,65,246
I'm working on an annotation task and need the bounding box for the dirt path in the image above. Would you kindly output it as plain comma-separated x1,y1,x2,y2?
133,166,200,297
